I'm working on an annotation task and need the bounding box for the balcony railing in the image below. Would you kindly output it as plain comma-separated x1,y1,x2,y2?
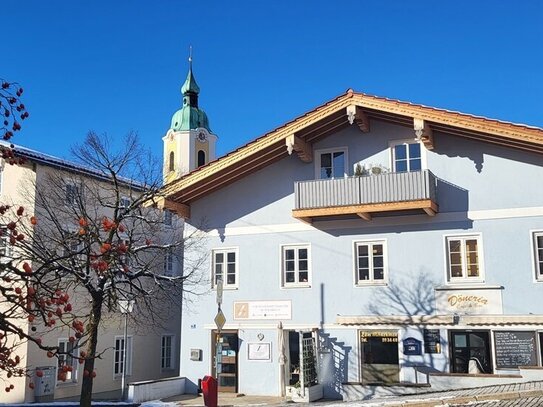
293,169,438,221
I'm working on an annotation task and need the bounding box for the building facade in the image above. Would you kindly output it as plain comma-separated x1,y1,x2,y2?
162,89,543,400
0,143,181,403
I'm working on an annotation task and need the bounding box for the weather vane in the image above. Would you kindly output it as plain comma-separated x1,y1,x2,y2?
188,45,193,65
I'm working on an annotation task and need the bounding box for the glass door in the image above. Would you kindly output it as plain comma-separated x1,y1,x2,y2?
212,330,238,393
450,331,491,373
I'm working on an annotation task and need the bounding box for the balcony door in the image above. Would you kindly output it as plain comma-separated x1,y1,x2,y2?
315,148,348,179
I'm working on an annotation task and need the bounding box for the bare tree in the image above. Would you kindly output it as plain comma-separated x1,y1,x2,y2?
0,132,207,406
1,78,28,164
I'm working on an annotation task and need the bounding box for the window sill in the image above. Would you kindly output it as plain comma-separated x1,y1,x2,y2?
56,381,78,388
212,286,238,291
436,283,502,290
282,284,311,289
355,281,388,287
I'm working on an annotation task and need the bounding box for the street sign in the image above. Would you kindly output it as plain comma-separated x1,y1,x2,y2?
216,278,223,306
214,309,226,331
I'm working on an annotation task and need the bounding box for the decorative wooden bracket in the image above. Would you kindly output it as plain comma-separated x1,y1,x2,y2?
414,118,434,150
346,105,370,133
148,196,191,219
356,212,372,221
286,134,313,163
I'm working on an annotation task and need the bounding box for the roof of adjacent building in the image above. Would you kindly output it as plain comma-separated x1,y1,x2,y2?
1,141,144,189
161,89,543,204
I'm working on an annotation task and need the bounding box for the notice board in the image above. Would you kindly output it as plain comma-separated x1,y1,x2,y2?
494,331,537,369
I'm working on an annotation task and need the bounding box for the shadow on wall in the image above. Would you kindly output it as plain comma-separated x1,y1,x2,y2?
318,332,351,400
365,271,449,376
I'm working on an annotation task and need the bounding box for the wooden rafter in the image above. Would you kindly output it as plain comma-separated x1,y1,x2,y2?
285,134,312,163
346,105,370,132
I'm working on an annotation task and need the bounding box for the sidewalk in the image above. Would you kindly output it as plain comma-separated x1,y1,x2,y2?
160,381,543,406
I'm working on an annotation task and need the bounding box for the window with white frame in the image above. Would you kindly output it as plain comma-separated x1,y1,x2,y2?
446,235,483,282
354,241,387,284
533,232,543,281
161,334,175,370
164,250,174,276
163,209,172,226
316,148,347,179
0,226,12,259
65,183,80,206
212,248,238,288
120,196,131,209
114,336,132,376
391,141,422,172
281,245,310,287
57,338,78,384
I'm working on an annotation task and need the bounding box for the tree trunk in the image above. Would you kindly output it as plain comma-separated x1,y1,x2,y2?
79,298,103,407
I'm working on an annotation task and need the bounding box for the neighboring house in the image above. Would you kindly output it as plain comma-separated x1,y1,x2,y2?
0,142,181,403
160,80,543,400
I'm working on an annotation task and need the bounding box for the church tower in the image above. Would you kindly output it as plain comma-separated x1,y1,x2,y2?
163,56,217,183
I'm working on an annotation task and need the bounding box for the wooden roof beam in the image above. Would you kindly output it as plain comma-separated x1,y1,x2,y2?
414,118,434,150
347,105,370,133
286,134,313,163
149,196,191,219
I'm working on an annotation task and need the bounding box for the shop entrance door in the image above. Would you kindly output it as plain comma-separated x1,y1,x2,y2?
285,331,318,391
360,330,399,384
450,331,491,373
212,330,238,392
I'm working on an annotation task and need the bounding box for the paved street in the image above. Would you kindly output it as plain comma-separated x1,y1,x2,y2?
163,381,543,406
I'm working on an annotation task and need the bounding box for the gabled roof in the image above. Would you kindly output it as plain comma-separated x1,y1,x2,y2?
163,90,543,205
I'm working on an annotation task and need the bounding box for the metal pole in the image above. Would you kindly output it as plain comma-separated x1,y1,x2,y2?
121,310,128,400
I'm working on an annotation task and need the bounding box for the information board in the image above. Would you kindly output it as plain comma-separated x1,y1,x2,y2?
423,329,441,354
494,331,537,369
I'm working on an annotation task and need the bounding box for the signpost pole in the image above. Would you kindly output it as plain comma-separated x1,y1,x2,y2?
214,279,224,381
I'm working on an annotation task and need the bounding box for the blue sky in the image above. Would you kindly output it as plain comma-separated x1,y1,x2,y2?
3,1,543,160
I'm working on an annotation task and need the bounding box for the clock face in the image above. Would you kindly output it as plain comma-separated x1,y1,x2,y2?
197,131,207,142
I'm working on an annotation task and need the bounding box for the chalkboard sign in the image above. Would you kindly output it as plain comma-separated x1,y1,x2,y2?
494,331,537,369
423,329,441,354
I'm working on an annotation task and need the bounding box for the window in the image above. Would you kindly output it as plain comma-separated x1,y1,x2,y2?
163,209,172,226
533,232,543,281
161,335,175,370
354,241,387,284
281,245,310,287
0,226,12,259
120,196,131,209
114,336,132,376
392,142,422,172
212,248,238,288
57,339,78,384
446,235,483,282
65,183,80,206
169,152,175,172
164,250,174,276
316,148,347,179
197,150,206,167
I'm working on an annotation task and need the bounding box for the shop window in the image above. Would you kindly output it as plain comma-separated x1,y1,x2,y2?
161,334,175,370
354,241,387,285
315,148,347,179
114,336,132,376
281,245,310,287
446,235,484,282
57,338,78,384
391,141,422,172
533,232,543,281
212,248,238,288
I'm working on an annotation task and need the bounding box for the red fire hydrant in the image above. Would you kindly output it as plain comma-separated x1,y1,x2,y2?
201,375,218,407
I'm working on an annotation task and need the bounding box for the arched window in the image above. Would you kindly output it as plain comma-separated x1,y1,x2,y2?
169,152,175,172
197,150,206,167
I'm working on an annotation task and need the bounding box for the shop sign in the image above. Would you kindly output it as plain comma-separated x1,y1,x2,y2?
403,337,422,355
233,300,292,320
359,331,398,343
435,287,503,315
423,328,441,354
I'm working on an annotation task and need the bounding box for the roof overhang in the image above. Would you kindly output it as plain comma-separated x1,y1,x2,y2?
161,90,543,211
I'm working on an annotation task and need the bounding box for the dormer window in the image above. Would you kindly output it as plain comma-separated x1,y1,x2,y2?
169,152,175,172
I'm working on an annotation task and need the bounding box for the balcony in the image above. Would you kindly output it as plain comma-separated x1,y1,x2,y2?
292,169,438,222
